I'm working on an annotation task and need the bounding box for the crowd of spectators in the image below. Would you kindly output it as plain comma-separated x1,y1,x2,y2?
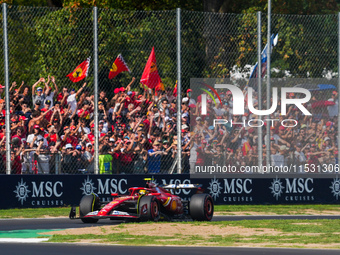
190,88,338,173
0,76,189,174
0,76,338,174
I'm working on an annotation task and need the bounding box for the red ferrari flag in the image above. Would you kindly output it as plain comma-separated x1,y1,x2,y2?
140,47,162,89
173,81,177,97
66,57,90,83
108,54,131,79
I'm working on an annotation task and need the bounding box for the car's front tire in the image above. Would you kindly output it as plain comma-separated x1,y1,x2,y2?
79,194,100,223
189,194,214,221
138,195,160,222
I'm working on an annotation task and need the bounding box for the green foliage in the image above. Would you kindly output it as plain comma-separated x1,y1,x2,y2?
97,9,177,93
6,5,94,89
1,1,339,92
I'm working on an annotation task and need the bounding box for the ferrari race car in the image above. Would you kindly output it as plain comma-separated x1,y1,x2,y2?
69,179,214,223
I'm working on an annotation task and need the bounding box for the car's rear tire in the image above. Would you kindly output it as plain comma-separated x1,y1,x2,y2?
138,196,160,222
189,194,214,221
79,194,100,223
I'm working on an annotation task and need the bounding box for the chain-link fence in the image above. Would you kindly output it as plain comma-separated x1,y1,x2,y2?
0,4,339,175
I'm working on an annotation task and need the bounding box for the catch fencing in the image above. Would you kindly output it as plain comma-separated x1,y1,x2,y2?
0,4,339,175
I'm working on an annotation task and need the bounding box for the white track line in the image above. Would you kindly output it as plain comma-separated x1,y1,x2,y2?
0,238,49,243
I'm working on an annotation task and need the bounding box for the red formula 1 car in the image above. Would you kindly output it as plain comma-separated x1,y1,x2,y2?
69,179,214,223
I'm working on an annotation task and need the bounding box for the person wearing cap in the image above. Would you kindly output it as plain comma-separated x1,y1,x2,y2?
159,98,169,116
322,136,334,151
147,140,165,173
181,112,189,125
10,142,25,174
77,98,92,120
169,98,177,113
44,75,59,108
44,124,59,147
41,99,53,121
98,119,109,134
327,90,338,118
84,123,95,143
72,144,87,172
113,115,126,135
186,88,196,105
277,126,290,140
119,135,136,173
61,125,78,148
98,135,110,152
49,101,63,130
96,99,107,120
264,125,290,148
24,125,48,173
26,124,48,149
82,142,94,173
108,137,115,147
67,82,87,115
61,143,77,174
33,99,42,112
32,77,47,109
182,96,189,105
56,86,70,108
32,136,51,174
21,101,32,120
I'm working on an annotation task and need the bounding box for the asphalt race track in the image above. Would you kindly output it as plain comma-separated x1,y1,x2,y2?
1,215,340,255
1,215,340,231
1,243,340,255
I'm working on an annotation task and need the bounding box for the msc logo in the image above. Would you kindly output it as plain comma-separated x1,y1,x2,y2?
270,178,314,201
201,84,311,116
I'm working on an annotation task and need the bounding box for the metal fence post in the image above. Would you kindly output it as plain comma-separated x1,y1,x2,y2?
176,8,182,174
3,3,10,175
257,11,263,172
93,6,99,174
55,152,60,174
336,12,340,164
266,0,271,169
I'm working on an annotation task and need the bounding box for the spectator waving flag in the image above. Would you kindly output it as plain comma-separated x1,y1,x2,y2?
140,47,163,89
248,34,278,88
66,57,90,83
108,54,131,79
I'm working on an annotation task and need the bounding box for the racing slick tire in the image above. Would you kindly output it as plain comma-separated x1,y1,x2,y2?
138,195,160,222
189,194,214,221
79,194,101,223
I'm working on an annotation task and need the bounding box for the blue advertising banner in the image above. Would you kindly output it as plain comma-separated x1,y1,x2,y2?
1,175,339,209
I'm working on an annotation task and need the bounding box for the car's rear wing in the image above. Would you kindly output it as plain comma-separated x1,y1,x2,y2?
162,184,202,189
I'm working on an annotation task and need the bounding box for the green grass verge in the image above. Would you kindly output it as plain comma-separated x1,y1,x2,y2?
214,204,340,215
47,219,340,248
0,207,70,218
0,204,339,218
